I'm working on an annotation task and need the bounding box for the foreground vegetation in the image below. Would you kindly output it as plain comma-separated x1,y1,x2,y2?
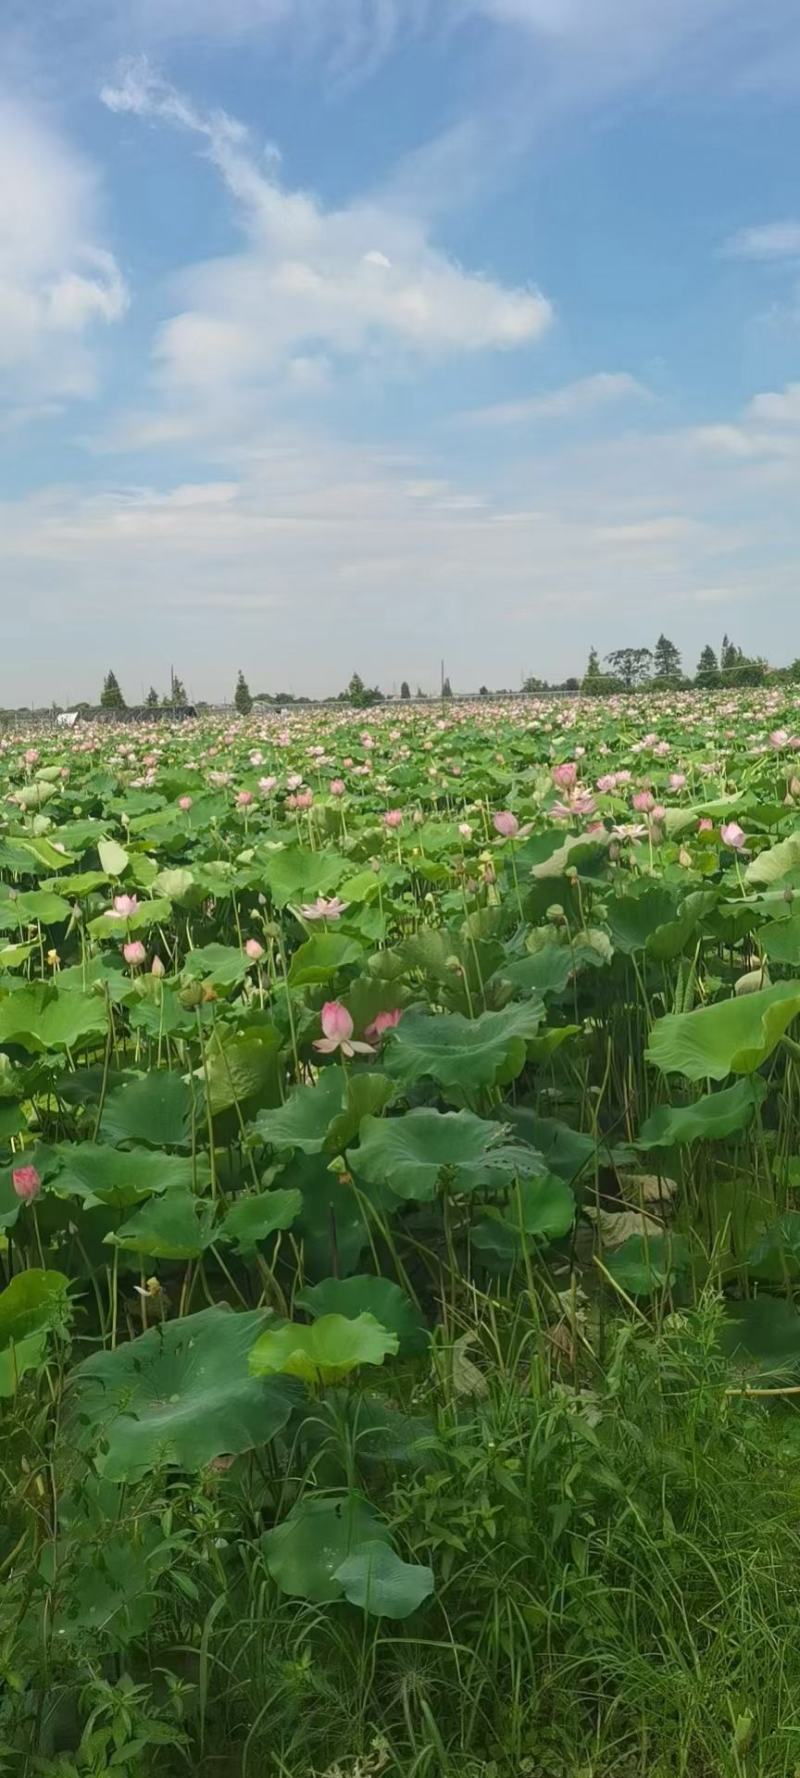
5,689,800,1774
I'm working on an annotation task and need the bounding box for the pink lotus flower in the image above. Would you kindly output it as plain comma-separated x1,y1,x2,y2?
596,773,617,792
329,779,346,796
299,896,349,921
259,776,277,795
151,956,166,978
110,894,139,919
770,729,790,749
458,821,473,838
493,811,519,838
365,1008,403,1041
178,795,193,811
295,790,314,810
721,821,747,851
383,809,403,829
12,1164,41,1203
552,762,577,791
123,940,146,966
24,748,39,766
668,773,687,790
697,818,714,833
245,938,265,961
632,790,655,813
313,1001,374,1057
235,790,254,809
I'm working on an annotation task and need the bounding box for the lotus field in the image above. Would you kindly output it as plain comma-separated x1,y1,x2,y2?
10,689,800,1775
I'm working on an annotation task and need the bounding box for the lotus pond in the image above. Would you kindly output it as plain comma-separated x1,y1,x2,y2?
6,691,800,1775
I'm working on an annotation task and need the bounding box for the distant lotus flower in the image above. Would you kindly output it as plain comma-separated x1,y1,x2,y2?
365,1009,403,1041
384,809,403,829
698,818,714,833
651,804,666,821
329,778,345,796
123,940,146,966
572,792,596,816
299,896,349,921
178,795,192,811
236,790,254,809
616,769,632,785
249,751,263,766
596,773,617,792
552,762,577,790
295,790,314,809
258,776,277,794
669,773,687,790
721,821,747,851
458,821,473,838
151,955,166,977
632,790,655,812
493,811,519,838
770,729,790,749
12,1164,41,1203
287,773,303,790
245,938,264,961
24,748,39,766
110,894,139,919
313,1000,374,1057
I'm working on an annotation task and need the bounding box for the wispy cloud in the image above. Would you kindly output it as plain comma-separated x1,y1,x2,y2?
463,371,650,426
724,220,800,260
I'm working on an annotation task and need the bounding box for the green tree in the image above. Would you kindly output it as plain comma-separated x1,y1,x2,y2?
522,675,544,692
441,677,453,699
720,634,742,672
696,644,718,676
400,681,411,700
652,634,682,681
100,670,125,711
605,647,652,690
172,675,187,705
583,646,602,684
145,686,159,709
234,670,253,716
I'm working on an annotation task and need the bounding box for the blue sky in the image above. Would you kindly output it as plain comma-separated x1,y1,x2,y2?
3,0,800,702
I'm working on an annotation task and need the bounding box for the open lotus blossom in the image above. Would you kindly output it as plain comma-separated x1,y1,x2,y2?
108,894,139,919
770,729,790,749
596,773,618,792
298,895,350,921
365,1008,403,1041
295,790,314,809
329,778,346,795
721,821,747,851
669,772,687,790
697,817,714,832
235,789,254,809
123,940,146,967
259,776,277,794
245,937,265,960
493,810,519,838
552,762,578,790
12,1165,41,1203
313,1000,374,1057
178,795,193,811
383,809,403,828
632,790,655,813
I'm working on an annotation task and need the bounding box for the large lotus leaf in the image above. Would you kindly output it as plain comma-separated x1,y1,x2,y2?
66,1307,297,1479
249,1312,398,1384
746,1214,800,1283
717,1298,800,1384
745,832,800,887
296,1275,429,1356
471,1173,575,1262
760,915,800,965
262,848,348,909
288,932,364,985
89,899,172,939
97,838,129,877
502,1107,594,1182
13,890,72,925
220,1188,302,1254
646,982,800,1081
15,781,56,811
105,1190,216,1260
182,943,249,989
0,942,35,971
0,985,108,1053
0,1269,70,1397
263,1493,386,1603
49,1144,207,1208
200,1028,282,1117
334,1541,434,1619
609,888,717,962
349,1108,526,1202
255,1069,394,1156
17,836,76,872
281,1153,376,1278
100,1072,193,1149
604,1234,690,1298
637,1076,768,1148
384,1003,544,1099
152,867,205,908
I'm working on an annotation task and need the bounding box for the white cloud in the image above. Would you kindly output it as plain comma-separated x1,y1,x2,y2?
100,59,551,419
0,101,127,404
724,220,800,260
747,382,800,423
464,371,649,425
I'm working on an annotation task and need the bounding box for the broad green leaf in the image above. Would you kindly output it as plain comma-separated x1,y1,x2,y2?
637,1076,768,1148
471,1174,575,1260
349,1108,526,1202
0,985,108,1053
264,1494,386,1603
646,982,800,1081
100,1073,193,1149
262,848,348,909
288,932,363,985
14,890,72,925
334,1541,434,1619
200,1028,282,1117
67,1306,297,1479
296,1275,429,1356
384,1002,544,1099
605,1234,690,1297
255,1069,393,1156
0,1269,69,1397
50,1144,207,1208
98,838,129,878
105,1190,215,1259
183,943,248,989
761,914,800,965
718,1298,800,1384
249,1312,398,1384
745,832,800,886
220,1188,302,1254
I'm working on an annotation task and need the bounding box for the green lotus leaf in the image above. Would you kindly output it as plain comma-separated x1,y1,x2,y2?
261,848,348,909
67,1306,297,1479
760,914,800,965
100,1072,194,1149
384,1002,544,1099
0,1269,70,1397
0,985,108,1054
255,1069,394,1156
717,1298,800,1384
249,1312,398,1384
50,1144,208,1208
296,1275,429,1356
349,1107,526,1202
334,1540,434,1619
105,1190,216,1259
288,931,364,985
604,1234,690,1298
199,1028,282,1117
646,982,800,1081
745,832,800,887
263,1493,387,1603
98,838,130,878
637,1076,768,1148
220,1188,302,1253
471,1173,575,1262
182,943,249,988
